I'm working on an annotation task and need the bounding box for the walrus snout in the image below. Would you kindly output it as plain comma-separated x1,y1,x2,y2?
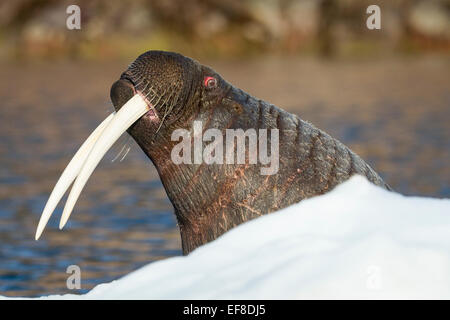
110,78,135,112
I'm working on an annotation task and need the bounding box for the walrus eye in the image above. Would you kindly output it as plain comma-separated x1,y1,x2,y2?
204,76,217,89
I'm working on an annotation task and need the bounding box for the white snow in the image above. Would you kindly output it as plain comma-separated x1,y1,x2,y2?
7,175,450,299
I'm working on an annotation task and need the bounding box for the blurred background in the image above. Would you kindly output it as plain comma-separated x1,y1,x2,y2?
0,0,449,297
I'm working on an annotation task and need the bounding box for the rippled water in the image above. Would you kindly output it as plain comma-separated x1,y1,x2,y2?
0,56,449,297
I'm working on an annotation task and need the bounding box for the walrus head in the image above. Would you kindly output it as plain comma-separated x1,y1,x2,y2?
36,51,389,254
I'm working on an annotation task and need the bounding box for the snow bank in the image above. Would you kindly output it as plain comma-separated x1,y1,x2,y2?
13,176,450,299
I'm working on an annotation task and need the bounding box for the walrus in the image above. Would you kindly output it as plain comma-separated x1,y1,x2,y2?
36,51,390,254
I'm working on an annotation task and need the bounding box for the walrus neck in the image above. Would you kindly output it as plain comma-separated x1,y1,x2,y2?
128,129,229,254
150,157,250,255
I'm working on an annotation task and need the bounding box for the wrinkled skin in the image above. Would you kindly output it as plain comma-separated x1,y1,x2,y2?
110,51,390,255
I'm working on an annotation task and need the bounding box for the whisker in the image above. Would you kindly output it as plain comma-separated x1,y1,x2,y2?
152,87,168,109
119,146,131,162
111,144,127,162
156,87,177,133
140,80,150,93
111,135,131,163
145,86,157,100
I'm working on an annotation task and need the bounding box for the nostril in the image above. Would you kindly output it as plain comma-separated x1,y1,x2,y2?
110,79,135,111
